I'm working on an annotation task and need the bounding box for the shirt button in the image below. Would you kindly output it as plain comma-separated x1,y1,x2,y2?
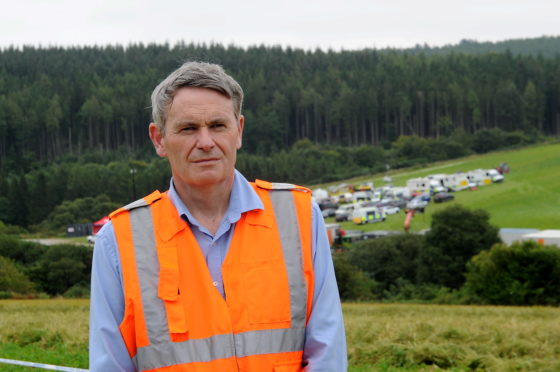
212,281,219,287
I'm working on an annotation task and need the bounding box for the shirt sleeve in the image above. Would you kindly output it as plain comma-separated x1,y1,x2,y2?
89,221,136,372
303,202,348,371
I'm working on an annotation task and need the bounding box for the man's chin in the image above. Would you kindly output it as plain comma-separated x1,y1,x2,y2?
183,171,234,188
194,176,222,187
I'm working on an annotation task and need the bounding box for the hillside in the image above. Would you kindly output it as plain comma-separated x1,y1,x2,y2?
319,142,560,232
2,40,560,174
392,36,560,58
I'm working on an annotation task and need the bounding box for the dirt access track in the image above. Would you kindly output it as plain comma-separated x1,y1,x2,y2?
24,238,86,246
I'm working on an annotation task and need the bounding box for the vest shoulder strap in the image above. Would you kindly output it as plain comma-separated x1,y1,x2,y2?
109,190,163,219
254,179,310,193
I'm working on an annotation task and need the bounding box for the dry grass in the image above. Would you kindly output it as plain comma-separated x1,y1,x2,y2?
1,300,559,371
0,299,89,348
344,303,560,371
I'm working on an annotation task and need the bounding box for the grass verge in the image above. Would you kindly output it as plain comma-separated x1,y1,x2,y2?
322,143,560,232
2,300,560,371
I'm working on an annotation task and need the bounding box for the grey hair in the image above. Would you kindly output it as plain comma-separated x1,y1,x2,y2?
150,61,244,132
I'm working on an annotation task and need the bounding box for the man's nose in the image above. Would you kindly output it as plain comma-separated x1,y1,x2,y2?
196,126,215,151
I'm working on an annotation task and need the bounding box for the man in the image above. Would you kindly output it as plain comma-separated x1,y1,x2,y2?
89,61,347,371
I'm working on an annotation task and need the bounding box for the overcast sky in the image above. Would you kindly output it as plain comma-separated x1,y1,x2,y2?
1,0,558,50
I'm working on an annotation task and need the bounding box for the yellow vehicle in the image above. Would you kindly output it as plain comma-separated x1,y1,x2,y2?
352,206,386,225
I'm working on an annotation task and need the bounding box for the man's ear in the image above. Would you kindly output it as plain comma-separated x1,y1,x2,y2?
236,115,244,150
149,123,167,157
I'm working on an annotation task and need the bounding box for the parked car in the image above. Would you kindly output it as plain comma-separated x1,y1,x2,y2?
419,194,431,202
381,205,400,215
406,197,428,212
318,200,338,211
433,192,455,203
335,204,358,222
386,198,408,209
321,208,337,218
486,169,504,183
431,185,447,194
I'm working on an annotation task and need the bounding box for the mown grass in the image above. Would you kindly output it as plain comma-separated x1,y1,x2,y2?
344,303,560,372
2,300,560,371
322,142,560,232
0,299,89,371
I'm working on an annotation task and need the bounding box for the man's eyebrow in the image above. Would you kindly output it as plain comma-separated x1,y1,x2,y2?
172,116,231,127
175,118,200,125
209,116,230,124
173,119,198,126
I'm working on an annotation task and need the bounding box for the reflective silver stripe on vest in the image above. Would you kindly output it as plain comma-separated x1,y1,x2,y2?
123,198,150,211
268,190,308,329
234,327,305,357
133,327,306,371
268,182,296,190
126,190,308,371
134,333,235,371
268,182,309,193
129,207,171,347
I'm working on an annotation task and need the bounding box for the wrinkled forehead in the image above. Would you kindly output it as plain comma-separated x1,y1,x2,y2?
171,86,236,113
166,87,238,123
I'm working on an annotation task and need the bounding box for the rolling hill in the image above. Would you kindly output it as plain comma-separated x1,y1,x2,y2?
318,142,560,232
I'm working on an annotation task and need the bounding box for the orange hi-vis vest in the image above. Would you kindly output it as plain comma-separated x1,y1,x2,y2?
109,180,315,372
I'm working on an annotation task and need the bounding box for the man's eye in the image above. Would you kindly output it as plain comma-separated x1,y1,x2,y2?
211,123,226,130
182,126,196,132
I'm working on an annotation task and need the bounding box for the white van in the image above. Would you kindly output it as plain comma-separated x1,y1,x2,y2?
442,173,470,191
383,186,411,200
350,191,373,203
335,204,359,222
466,169,492,186
352,206,386,225
406,177,431,196
486,169,504,183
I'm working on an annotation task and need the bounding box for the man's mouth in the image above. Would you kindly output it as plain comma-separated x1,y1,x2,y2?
193,158,219,163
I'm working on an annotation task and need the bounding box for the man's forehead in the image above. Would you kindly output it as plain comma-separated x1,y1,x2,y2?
171,86,233,106
173,86,231,101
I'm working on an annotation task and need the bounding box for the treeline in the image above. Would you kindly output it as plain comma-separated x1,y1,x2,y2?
0,226,92,298
1,39,560,175
335,205,560,306
396,36,560,58
0,128,538,231
2,204,559,305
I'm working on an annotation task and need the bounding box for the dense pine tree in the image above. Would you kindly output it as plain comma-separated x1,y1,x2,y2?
0,38,559,229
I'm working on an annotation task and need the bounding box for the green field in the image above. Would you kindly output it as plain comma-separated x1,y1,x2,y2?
2,144,560,371
319,142,560,232
0,300,89,371
1,300,560,371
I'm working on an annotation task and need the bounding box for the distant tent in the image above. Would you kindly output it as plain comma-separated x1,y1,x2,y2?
92,216,110,235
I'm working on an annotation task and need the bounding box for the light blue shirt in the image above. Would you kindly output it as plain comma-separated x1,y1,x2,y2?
89,170,347,371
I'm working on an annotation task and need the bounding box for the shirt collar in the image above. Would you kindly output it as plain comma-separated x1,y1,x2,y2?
167,169,264,230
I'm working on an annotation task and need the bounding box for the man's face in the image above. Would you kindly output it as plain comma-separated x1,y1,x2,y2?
149,87,244,189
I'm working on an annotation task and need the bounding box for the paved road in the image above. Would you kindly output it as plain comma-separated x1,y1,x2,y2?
24,238,88,246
